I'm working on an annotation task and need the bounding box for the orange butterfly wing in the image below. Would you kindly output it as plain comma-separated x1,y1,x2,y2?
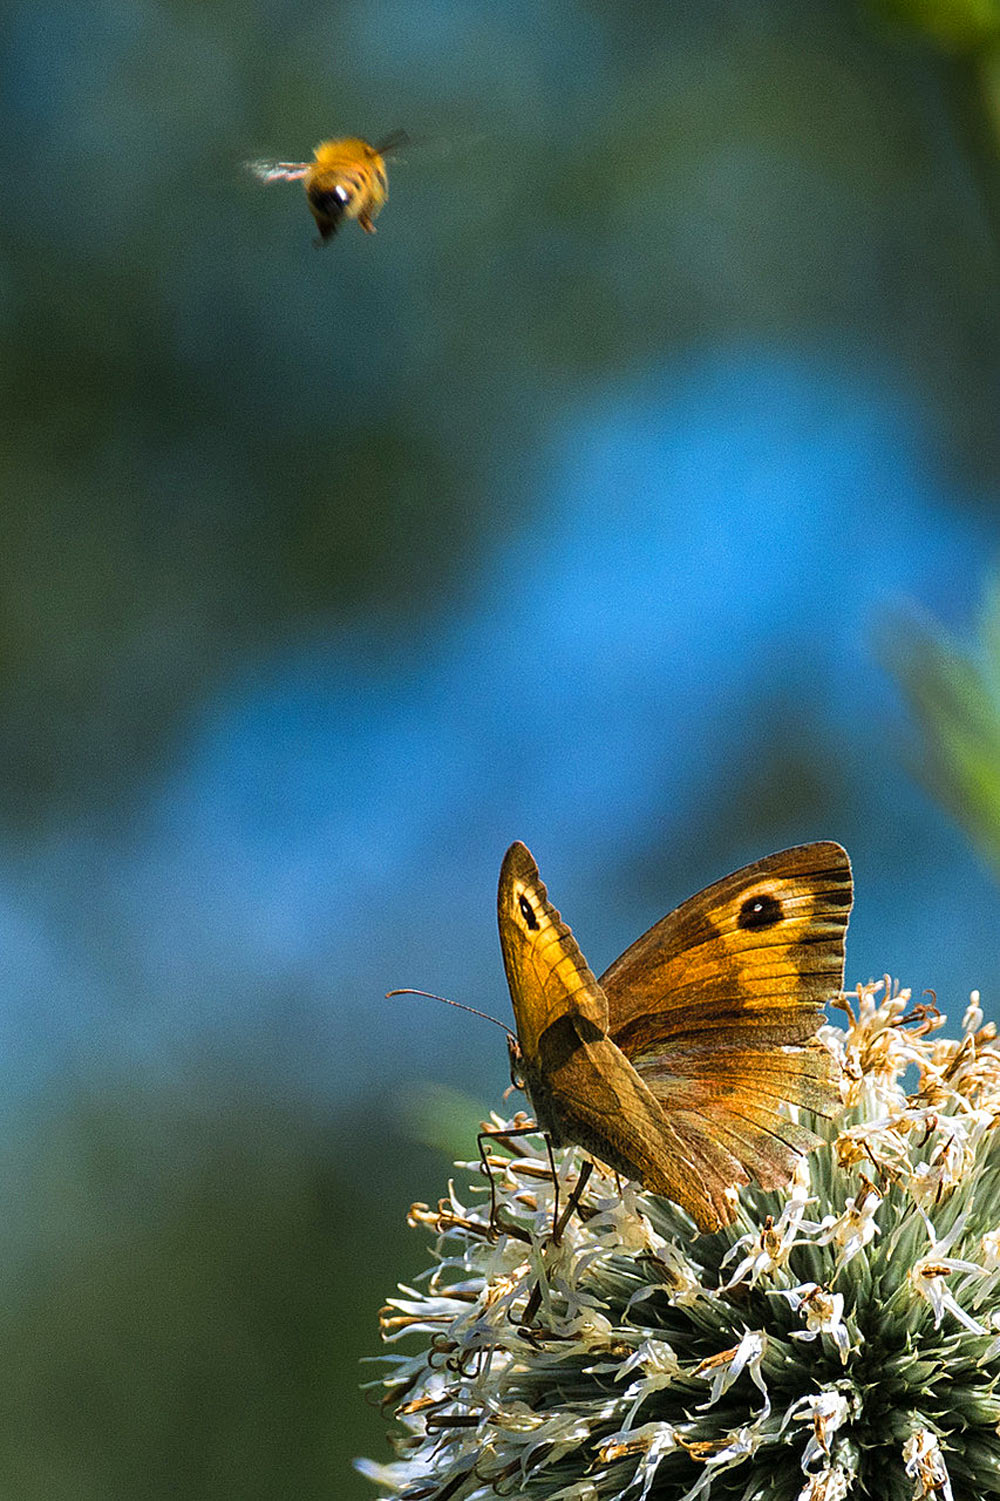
498,843,778,1228
599,842,852,1206
498,840,608,1056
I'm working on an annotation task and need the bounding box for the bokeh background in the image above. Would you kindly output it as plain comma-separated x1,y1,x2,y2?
3,0,1000,1495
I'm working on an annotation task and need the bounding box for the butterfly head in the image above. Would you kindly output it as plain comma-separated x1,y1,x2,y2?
506,1032,527,1094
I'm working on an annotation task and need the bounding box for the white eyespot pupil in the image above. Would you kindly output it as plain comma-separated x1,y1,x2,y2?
517,894,539,930
334,185,350,203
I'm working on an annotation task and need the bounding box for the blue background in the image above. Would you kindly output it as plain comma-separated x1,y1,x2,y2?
1,2,998,1495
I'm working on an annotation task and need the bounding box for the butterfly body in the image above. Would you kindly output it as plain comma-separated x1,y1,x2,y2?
498,840,852,1230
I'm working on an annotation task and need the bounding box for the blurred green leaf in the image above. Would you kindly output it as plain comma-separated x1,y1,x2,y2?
872,0,1000,52
398,1081,491,1160
889,580,1000,870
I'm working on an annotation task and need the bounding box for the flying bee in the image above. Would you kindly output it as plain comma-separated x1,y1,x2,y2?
247,131,408,244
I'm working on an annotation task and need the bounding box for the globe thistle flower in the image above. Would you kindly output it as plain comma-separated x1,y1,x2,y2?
358,980,1000,1500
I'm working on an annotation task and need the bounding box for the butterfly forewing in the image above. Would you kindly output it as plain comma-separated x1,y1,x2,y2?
497,841,608,1055
496,844,722,1215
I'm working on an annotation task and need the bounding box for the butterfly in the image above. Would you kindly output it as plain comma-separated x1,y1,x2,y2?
496,840,852,1231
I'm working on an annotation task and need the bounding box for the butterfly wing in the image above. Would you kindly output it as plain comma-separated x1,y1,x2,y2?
498,842,738,1227
599,842,852,1201
498,841,608,1055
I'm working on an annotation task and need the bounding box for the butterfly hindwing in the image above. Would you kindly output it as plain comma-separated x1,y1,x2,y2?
599,842,852,1206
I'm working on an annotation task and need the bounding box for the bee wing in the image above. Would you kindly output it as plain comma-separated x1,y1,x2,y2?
373,129,409,157
245,159,311,184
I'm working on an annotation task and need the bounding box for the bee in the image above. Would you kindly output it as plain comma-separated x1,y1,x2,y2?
247,131,408,244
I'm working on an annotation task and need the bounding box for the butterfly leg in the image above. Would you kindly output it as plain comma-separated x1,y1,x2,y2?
551,1158,593,1243
477,1124,542,1239
519,1159,595,1328
543,1134,562,1231
478,1127,574,1239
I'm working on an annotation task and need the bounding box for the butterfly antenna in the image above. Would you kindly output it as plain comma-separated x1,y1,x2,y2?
387,989,516,1041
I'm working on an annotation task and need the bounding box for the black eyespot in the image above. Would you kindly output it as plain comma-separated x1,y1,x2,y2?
518,894,539,930
738,892,783,931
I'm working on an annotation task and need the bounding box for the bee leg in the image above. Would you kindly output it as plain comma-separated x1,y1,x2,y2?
358,213,377,234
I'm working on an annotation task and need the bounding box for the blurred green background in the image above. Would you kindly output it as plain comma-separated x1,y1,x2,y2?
3,0,1000,1495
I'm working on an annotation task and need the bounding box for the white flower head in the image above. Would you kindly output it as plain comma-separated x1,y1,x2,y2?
903,1427,954,1500
360,981,1000,1500
780,1281,853,1364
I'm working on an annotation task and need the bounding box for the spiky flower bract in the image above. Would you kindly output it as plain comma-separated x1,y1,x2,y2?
359,981,1000,1500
